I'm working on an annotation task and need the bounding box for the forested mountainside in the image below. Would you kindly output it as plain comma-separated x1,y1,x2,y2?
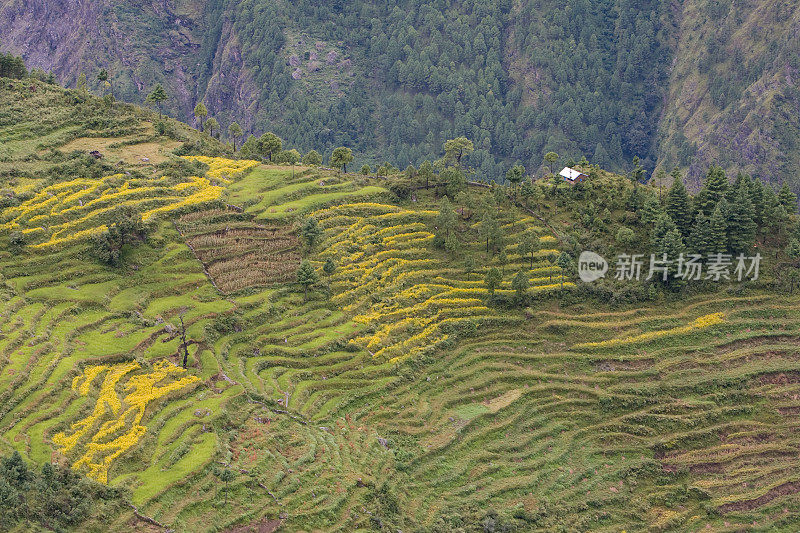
2,0,800,191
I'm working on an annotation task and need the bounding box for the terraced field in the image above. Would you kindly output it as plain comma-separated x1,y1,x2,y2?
176,209,302,294
3,141,800,531
360,295,800,531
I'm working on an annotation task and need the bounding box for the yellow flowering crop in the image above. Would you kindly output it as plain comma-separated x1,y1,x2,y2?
54,361,200,484
575,312,726,349
312,200,566,362
182,156,259,183
2,171,224,248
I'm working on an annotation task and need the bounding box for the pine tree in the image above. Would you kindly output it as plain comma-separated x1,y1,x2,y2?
544,152,559,176
696,165,728,215
786,238,800,261
665,170,691,236
484,267,502,296
650,213,678,248
418,160,435,188
629,156,645,184
146,84,168,118
498,248,508,275
727,187,757,253
709,200,729,253
296,260,318,300
778,183,798,213
479,211,501,255
748,177,765,226
658,228,686,288
96,68,109,96
301,217,323,248
641,195,662,225
203,117,219,138
258,132,283,162
512,271,529,301
626,186,644,212
556,252,571,289
688,212,712,256
505,164,525,194
228,122,243,151
435,197,459,252
193,102,208,130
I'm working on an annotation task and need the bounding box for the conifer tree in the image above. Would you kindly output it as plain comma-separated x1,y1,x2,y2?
556,252,571,289
665,169,691,236
258,132,283,161
688,212,712,256
484,267,502,296
778,183,798,213
651,213,678,248
709,200,729,253
727,187,757,253
301,217,323,248
296,260,318,300
228,122,243,151
748,177,765,226
434,196,459,252
193,102,208,130
512,271,529,301
203,117,219,138
696,165,728,215
146,84,168,118
641,195,662,225
657,228,686,287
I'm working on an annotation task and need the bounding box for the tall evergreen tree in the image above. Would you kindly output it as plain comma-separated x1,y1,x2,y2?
778,183,798,213
657,228,686,288
512,271,529,301
696,165,728,215
641,195,662,225
296,260,318,300
650,213,678,248
709,200,729,253
203,117,219,138
434,196,459,252
748,177,766,226
145,84,168,118
688,212,712,257
258,132,283,162
193,102,208,130
228,122,243,151
665,169,691,236
727,187,757,253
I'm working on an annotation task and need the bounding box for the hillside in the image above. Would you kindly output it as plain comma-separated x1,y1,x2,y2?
3,77,800,532
2,0,799,193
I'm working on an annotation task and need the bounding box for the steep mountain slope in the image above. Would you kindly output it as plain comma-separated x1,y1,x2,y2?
2,0,799,192
655,0,800,189
4,78,800,532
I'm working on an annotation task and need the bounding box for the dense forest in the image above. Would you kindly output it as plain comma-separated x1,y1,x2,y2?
3,0,799,190
222,0,673,178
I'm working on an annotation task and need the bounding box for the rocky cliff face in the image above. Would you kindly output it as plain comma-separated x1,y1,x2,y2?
0,0,259,129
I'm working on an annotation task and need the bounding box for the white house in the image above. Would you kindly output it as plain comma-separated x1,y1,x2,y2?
558,167,588,184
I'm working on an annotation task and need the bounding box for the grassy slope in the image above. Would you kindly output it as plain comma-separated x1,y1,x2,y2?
2,81,800,532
